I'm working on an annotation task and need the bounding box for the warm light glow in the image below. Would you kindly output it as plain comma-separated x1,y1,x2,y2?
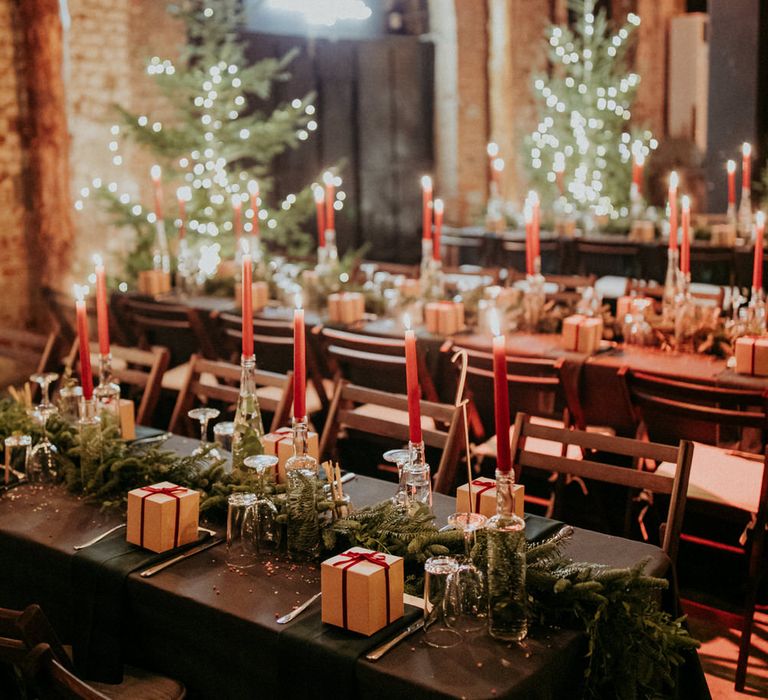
177,186,191,202
232,195,242,209
73,284,89,302
669,171,679,190
553,152,565,173
743,142,752,158
313,184,324,203
681,195,690,212
403,313,412,331
523,201,534,223
634,151,645,167
248,180,259,195
492,157,505,173
527,190,539,205
487,142,499,158
727,160,736,174
421,175,432,191
295,292,303,311
150,164,161,181
489,309,501,337
322,170,335,186
434,199,444,215
757,211,765,228
92,254,103,268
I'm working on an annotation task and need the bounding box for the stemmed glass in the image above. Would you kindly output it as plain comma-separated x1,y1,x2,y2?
243,455,281,555
360,263,378,291
446,512,488,632
28,373,60,482
383,448,411,505
187,407,221,458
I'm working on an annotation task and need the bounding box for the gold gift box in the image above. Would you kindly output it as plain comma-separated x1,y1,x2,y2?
126,481,199,553
263,427,320,483
235,281,269,312
119,399,136,440
137,270,172,296
424,301,465,336
562,314,603,354
455,477,524,519
328,292,365,324
735,336,768,376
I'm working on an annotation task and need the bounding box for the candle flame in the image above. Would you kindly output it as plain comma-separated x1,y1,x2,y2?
527,190,539,205
681,195,691,212
757,211,765,228
177,186,191,202
743,142,752,158
248,179,259,195
322,170,335,186
727,159,736,174
487,142,499,158
489,309,501,337
434,198,444,215
492,157,505,173
312,183,325,203
420,175,432,191
669,171,679,190
553,152,565,172
403,313,412,331
73,284,89,302
150,164,161,181
523,201,534,224
634,151,645,167
295,292,303,311
92,253,103,268
240,237,250,256
232,194,242,209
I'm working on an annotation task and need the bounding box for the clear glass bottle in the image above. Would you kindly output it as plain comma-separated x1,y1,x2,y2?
661,248,679,324
402,440,432,512
747,286,767,335
738,189,752,239
94,354,121,438
285,417,320,560
231,354,265,473
486,469,527,641
152,219,171,274
78,398,102,490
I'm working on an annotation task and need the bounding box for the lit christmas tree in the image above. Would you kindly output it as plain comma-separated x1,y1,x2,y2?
77,0,323,281
525,0,658,226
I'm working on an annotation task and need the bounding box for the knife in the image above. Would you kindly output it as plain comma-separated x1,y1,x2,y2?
139,537,223,578
365,619,424,661
276,592,322,624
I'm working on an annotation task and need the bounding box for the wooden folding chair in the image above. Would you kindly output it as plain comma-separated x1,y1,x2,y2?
624,369,768,691
168,354,293,436
22,643,109,700
66,341,170,426
0,604,72,672
511,412,694,565
0,329,59,389
319,380,465,494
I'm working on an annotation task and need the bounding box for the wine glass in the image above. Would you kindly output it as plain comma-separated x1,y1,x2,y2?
187,407,221,458
28,373,60,482
383,448,411,505
213,421,235,453
446,512,488,632
360,263,378,291
243,455,281,554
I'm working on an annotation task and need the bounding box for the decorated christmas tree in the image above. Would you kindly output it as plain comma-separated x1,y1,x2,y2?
79,0,318,281
525,0,657,224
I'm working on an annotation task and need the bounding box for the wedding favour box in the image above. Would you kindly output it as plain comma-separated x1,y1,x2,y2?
327,292,365,324
137,270,171,296
126,481,199,553
424,301,465,336
628,220,655,242
119,399,136,440
562,314,603,354
263,427,319,483
235,281,269,312
396,278,421,299
710,223,737,247
735,336,768,376
321,547,404,636
455,477,524,519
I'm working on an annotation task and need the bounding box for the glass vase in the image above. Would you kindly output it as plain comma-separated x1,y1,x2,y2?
78,398,102,490
152,219,171,273
231,354,265,473
285,417,321,561
661,248,679,324
403,440,432,513
94,353,121,438
523,269,545,331
486,468,527,641
673,273,697,347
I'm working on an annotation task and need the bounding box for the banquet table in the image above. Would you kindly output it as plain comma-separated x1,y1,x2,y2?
0,438,709,699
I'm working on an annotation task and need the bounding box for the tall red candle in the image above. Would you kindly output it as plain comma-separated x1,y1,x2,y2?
524,200,534,275
248,181,260,239
314,184,325,247
727,160,736,209
75,286,94,400
323,171,335,232
93,256,110,356
404,318,422,444
241,254,254,357
668,171,679,252
293,304,306,420
233,196,242,241
753,211,765,291
421,175,433,241
553,152,566,196
632,151,644,195
150,165,163,220
680,196,691,276
432,199,444,262
491,314,511,474
176,188,188,240
743,143,752,192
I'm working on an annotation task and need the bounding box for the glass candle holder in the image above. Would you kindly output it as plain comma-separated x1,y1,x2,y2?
285,416,320,561
402,440,432,512
94,354,121,437
78,398,102,490
231,354,265,473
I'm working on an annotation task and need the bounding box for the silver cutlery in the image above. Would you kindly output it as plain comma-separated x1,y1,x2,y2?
73,523,126,550
340,472,356,484
365,619,424,661
276,592,322,624
139,537,223,577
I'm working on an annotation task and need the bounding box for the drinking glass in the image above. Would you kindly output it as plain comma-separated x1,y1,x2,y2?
360,263,378,291
446,512,488,632
382,448,411,505
188,407,221,458
57,385,83,423
226,492,258,568
423,556,462,648
29,372,60,482
3,434,32,485
213,421,235,453
243,455,281,554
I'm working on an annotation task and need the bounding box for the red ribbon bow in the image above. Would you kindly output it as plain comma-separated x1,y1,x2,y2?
333,550,392,630
139,485,187,549
471,478,496,513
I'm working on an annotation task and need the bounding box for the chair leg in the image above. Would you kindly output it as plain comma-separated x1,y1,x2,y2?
735,524,766,691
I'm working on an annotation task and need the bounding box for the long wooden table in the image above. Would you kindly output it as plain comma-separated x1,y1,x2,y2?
0,437,708,699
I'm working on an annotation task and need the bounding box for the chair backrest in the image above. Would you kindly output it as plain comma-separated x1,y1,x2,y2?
624,279,725,310
0,604,73,672
576,239,641,277
501,237,562,274
168,354,292,435
624,370,768,448
0,329,59,380
511,412,694,563
22,643,108,700
66,341,170,426
122,297,216,366
319,380,466,494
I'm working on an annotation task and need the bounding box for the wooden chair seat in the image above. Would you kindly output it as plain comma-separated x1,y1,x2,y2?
89,665,186,700
352,403,437,432
160,362,216,393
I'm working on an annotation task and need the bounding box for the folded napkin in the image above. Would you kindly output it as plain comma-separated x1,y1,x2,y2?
71,527,210,682
524,513,566,543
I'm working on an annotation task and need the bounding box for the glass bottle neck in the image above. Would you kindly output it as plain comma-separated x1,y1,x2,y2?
240,354,257,394
292,417,309,457
494,469,517,518
408,440,425,467
98,353,114,387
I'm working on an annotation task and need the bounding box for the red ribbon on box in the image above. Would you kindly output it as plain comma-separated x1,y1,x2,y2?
139,485,187,548
471,478,496,513
333,550,392,630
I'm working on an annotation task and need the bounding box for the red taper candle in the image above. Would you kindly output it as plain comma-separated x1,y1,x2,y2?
150,165,163,220
524,200,534,276
753,211,765,291
532,193,541,261
313,184,325,247
668,171,679,252
233,196,242,241
680,196,691,276
727,160,736,209
248,181,260,239
421,175,433,241
323,171,335,232
293,302,306,419
241,253,253,357
75,286,94,400
404,316,422,443
632,151,645,195
491,313,511,474
93,256,110,356
743,143,752,192
432,199,444,262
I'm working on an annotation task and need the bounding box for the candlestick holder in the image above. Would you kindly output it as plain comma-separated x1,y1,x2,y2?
661,248,680,324
402,440,432,513
738,189,753,239
78,398,102,490
673,273,697,348
152,220,171,274
285,415,321,561
727,203,738,228
94,353,121,437
746,287,767,335
175,239,200,297
522,263,545,331
231,354,265,473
